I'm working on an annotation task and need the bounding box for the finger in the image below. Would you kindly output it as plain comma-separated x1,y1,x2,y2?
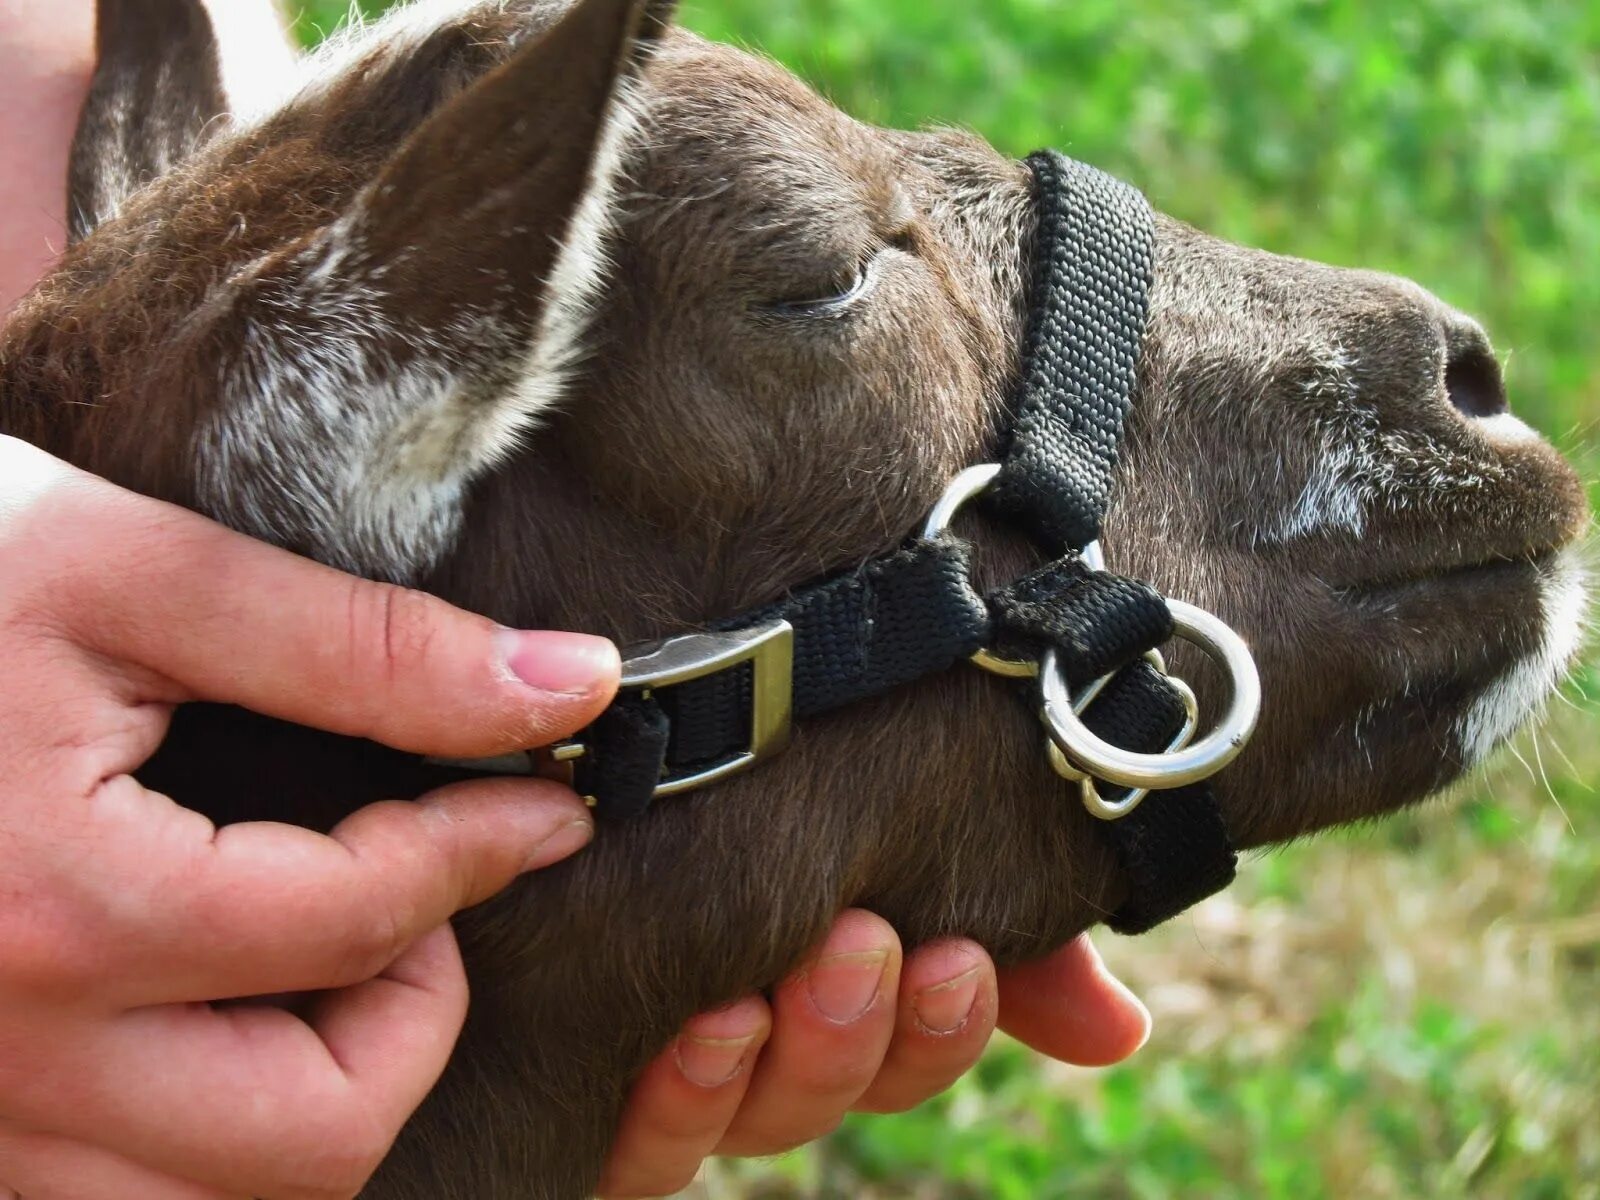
996,935,1151,1066
30,926,468,1197
0,1122,241,1200
852,938,998,1114
20,447,617,758
714,910,901,1157
87,775,592,1005
596,997,771,1199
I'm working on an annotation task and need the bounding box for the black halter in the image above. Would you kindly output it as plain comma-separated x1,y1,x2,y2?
503,152,1253,935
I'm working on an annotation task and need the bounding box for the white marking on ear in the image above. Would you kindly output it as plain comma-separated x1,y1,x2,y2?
194,71,643,584
198,286,511,582
230,0,503,126
198,0,298,122
489,80,645,460
1471,412,1541,445
1455,552,1589,766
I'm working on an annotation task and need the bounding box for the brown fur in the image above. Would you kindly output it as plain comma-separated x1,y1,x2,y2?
0,0,1588,1195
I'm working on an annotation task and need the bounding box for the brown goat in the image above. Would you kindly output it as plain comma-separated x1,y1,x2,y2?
0,0,1589,1196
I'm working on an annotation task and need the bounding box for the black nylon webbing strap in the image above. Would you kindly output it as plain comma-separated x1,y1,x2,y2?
1072,663,1237,935
987,151,1157,553
719,535,992,718
575,536,990,818
990,556,1173,687
987,151,1237,933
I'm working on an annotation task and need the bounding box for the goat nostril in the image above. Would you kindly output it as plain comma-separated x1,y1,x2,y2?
1445,344,1508,418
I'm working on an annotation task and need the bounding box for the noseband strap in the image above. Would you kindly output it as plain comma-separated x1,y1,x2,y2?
987,150,1160,553
980,151,1240,933
468,152,1250,935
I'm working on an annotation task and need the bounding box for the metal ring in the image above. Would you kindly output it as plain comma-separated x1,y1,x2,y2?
921,463,1002,541
1044,650,1181,784
922,464,1037,677
922,465,1108,680
1040,600,1261,791
1051,675,1202,820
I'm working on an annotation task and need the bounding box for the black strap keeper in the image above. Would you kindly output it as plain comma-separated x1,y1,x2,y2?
716,535,991,718
1104,789,1237,935
575,697,671,821
990,557,1173,686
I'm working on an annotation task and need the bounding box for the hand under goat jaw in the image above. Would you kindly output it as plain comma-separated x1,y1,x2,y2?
0,0,1588,1196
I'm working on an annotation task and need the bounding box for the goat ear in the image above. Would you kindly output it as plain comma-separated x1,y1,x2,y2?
342,0,676,343
67,0,229,244
194,0,679,582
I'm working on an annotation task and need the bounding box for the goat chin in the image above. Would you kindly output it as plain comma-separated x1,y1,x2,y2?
1457,549,1588,768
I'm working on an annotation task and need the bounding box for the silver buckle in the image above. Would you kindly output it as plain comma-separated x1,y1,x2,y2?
537,620,795,802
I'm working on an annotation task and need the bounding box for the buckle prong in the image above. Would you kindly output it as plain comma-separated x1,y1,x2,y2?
522,622,794,803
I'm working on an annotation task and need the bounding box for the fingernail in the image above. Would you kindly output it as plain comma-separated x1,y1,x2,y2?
1084,937,1154,1053
912,965,983,1035
1124,985,1155,1053
1133,1005,1154,1053
497,630,619,697
805,950,888,1024
675,1032,758,1088
523,816,594,871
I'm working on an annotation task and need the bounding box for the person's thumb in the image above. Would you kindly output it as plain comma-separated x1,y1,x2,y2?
9,437,619,758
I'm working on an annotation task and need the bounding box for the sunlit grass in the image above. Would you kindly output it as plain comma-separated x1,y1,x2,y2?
284,3,1600,1195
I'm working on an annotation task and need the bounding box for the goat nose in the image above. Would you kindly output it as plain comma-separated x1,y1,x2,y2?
1441,320,1508,418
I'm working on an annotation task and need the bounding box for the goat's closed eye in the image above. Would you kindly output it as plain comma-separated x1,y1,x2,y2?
764,251,883,318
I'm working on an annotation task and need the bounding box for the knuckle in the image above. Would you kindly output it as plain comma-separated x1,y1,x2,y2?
600,1180,671,1200
799,1056,878,1100
341,900,412,981
854,1083,931,1115
601,1161,701,1200
749,1114,844,1157
347,581,440,697
638,1097,720,1147
641,1166,702,1199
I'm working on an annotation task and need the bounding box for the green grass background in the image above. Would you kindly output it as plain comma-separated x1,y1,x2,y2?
289,3,1599,1196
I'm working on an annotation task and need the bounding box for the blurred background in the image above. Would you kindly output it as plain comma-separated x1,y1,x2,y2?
290,2,1599,1196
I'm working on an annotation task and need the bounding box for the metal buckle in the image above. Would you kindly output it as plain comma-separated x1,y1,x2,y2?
536,619,796,801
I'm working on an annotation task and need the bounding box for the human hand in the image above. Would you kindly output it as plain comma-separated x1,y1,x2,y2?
0,436,1148,1199
0,436,620,1199
599,916,1148,1197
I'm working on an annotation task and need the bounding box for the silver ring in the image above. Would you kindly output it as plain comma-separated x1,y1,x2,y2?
923,465,1107,679
1040,600,1261,791
921,463,1002,542
1049,674,1201,819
